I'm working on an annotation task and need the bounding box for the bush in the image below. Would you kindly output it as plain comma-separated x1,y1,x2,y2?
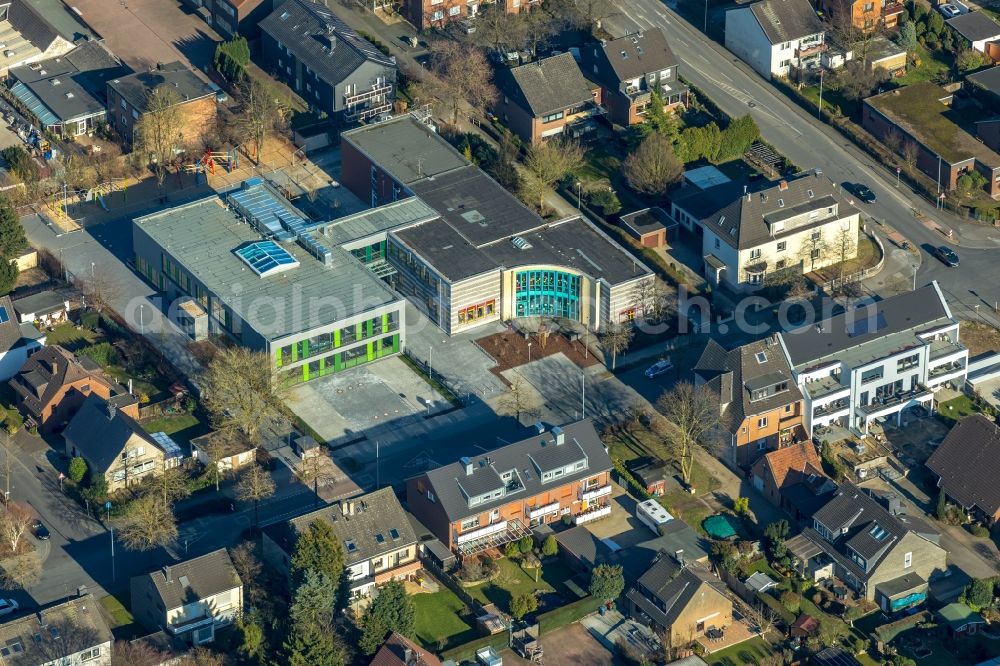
78,342,119,367
213,36,250,82
561,513,572,526
3,409,22,435
541,535,558,557
587,189,621,216
509,592,538,620
780,591,801,614
968,523,991,539
505,542,521,559
68,457,87,484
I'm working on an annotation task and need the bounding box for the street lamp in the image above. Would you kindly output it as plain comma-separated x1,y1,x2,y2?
527,342,532,365
896,167,901,189
105,501,115,583
817,69,824,120
138,304,145,335
428,346,433,381
912,266,917,292
575,181,582,210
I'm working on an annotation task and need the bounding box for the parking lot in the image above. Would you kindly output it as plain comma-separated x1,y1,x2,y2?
284,356,450,444
69,0,219,72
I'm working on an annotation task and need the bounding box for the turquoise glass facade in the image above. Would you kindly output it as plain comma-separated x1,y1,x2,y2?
514,270,581,319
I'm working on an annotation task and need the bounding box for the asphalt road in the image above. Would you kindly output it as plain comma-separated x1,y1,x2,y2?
605,1,1000,309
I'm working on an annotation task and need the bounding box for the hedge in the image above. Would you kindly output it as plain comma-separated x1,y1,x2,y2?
756,590,796,628
612,457,653,501
439,631,510,663
537,595,599,635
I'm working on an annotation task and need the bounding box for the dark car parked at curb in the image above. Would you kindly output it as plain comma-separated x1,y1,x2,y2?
934,245,959,267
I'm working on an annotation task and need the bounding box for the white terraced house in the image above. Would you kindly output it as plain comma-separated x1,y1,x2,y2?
778,281,968,435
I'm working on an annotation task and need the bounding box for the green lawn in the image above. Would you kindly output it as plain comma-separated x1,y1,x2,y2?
937,395,980,424
99,594,134,628
44,323,99,350
576,146,622,183
467,558,573,611
896,46,953,86
411,589,475,649
705,636,775,666
140,413,210,448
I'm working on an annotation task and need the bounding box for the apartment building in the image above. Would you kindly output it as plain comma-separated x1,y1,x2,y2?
406,420,613,555
725,0,827,79
260,0,396,123
670,171,860,292
694,337,806,467
779,282,967,435
787,484,946,609
818,0,905,32
262,487,420,598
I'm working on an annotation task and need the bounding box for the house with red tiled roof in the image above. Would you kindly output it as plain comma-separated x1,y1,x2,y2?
750,442,836,521
369,632,441,666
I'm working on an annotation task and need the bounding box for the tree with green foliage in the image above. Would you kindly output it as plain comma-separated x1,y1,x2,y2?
958,170,988,194
717,115,760,162
927,10,944,36
290,520,345,589
359,580,415,655
644,90,679,140
238,610,267,665
764,520,790,560
588,563,625,602
290,569,336,629
0,261,16,297
505,541,521,559
0,197,26,260
733,497,750,516
675,122,722,163
68,457,87,484
510,592,538,620
283,616,345,666
896,21,917,52
587,188,622,216
0,147,39,187
936,488,947,521
214,36,250,83
967,578,994,609
541,534,558,557
519,535,534,554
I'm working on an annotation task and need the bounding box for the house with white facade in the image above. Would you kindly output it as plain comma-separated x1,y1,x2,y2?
778,282,968,435
0,594,112,665
130,549,244,645
670,171,860,292
725,0,827,79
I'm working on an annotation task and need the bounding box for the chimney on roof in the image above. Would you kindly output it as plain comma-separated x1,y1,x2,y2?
552,426,564,445
778,180,788,191
534,421,545,434
404,648,413,664
107,401,116,420
461,456,473,475
348,501,355,516
674,549,685,566
163,565,172,583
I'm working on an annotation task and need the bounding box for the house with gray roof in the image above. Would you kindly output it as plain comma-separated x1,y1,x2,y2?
8,40,125,138
625,552,733,646
788,483,946,610
260,0,396,123
261,487,420,598
130,548,243,645
947,11,1000,54
777,281,967,434
580,29,688,126
0,294,44,383
106,61,217,150
0,0,97,76
132,179,405,385
0,594,112,665
492,52,600,145
670,170,860,292
926,414,1000,526
725,0,827,79
694,335,806,467
407,420,613,555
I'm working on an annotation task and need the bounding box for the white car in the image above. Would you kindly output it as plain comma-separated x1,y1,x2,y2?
939,3,961,18
644,360,674,379
0,599,19,617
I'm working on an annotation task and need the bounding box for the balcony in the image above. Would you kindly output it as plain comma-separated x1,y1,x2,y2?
795,42,827,59
928,361,966,386
528,502,560,520
344,82,393,107
805,375,848,400
574,504,612,525
456,518,532,556
928,339,967,364
581,484,612,502
857,385,932,416
814,399,849,417
882,2,905,17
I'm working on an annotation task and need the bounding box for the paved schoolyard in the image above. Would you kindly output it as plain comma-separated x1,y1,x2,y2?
284,356,449,444
70,0,220,72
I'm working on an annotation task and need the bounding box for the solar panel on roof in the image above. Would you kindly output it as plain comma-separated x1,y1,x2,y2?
236,241,300,277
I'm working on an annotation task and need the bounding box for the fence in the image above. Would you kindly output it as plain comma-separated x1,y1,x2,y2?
440,631,511,663
536,595,599,635
816,226,887,293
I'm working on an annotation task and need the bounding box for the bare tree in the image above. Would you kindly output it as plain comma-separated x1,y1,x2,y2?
295,454,340,507
79,266,124,313
475,4,526,54
833,225,858,284
523,140,585,209
428,41,498,123
134,85,184,188
0,502,33,554
110,639,170,666
499,375,541,424
176,648,227,666
798,229,830,273
823,0,883,64
197,431,243,491
137,461,191,507
235,463,276,532
630,279,676,325
883,129,902,158
600,321,634,370
116,495,177,551
237,77,284,164
201,347,285,447
0,551,41,589
743,599,779,637
901,140,918,174
229,541,264,606
623,132,683,197
653,382,718,485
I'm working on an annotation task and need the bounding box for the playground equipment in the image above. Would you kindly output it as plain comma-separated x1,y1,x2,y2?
198,149,238,175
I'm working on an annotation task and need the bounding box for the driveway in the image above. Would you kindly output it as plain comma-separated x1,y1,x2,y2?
69,0,220,73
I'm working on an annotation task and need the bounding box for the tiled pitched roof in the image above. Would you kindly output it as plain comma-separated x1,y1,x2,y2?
748,0,823,44
496,52,594,117
369,632,442,666
107,62,214,113
590,30,678,84
926,414,1000,517
625,555,728,629
143,548,242,612
756,441,825,490
63,393,156,472
0,594,111,661
8,345,117,416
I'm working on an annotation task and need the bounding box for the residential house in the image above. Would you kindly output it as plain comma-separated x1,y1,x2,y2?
11,290,69,327
926,414,1000,526
580,30,687,127
750,441,836,520
211,0,270,39
63,394,177,493
818,0,905,32
0,594,112,665
130,549,244,645
779,281,968,434
260,0,396,124
0,295,44,383
106,62,217,150
725,0,827,80
670,171,861,291
492,53,600,145
786,483,947,609
406,420,613,555
8,40,126,138
0,0,99,76
947,11,1000,57
693,336,806,467
9,345,132,432
626,552,733,645
262,487,420,598
190,431,256,475
369,632,442,666
862,83,1000,197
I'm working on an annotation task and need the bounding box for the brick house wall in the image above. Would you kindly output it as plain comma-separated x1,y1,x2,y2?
733,401,804,467
106,86,217,151
339,140,405,206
